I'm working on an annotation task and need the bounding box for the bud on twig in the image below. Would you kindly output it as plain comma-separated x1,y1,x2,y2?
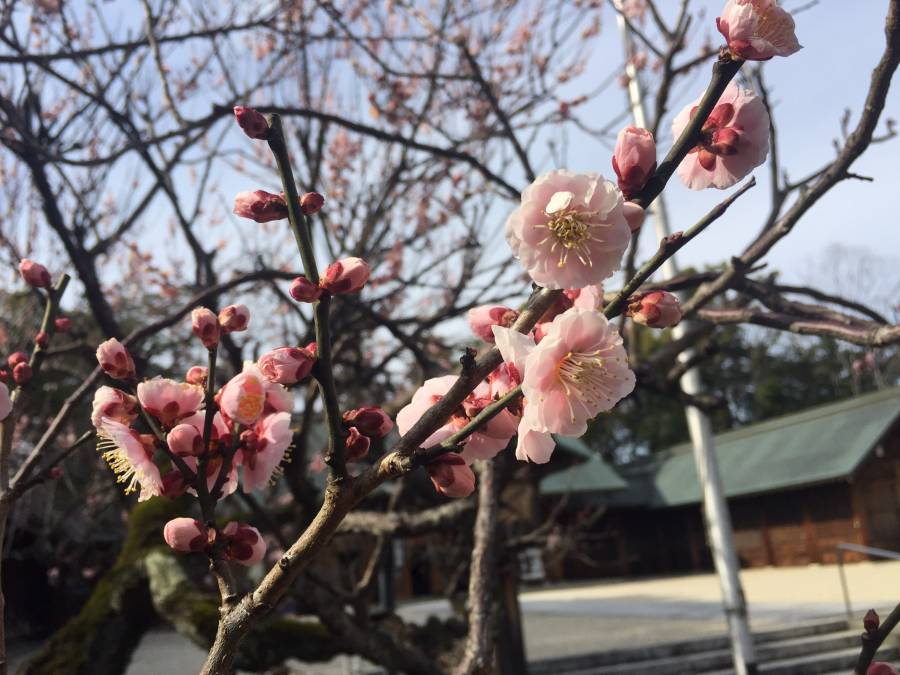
233,106,269,140
19,259,52,289
300,191,325,215
864,609,880,634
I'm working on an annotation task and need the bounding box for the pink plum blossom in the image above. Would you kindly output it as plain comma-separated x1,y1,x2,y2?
137,378,204,428
612,126,656,198
0,383,10,421
97,417,163,500
223,522,267,566
90,386,138,429
219,365,268,426
467,305,519,343
627,291,682,328
18,259,52,288
191,308,220,349
672,83,769,190
239,412,292,492
320,257,370,295
185,366,208,386
96,338,136,380
167,423,203,457
218,305,250,333
163,518,208,552
426,454,476,498
505,170,630,290
622,202,646,232
263,378,294,414
258,345,316,385
717,0,801,61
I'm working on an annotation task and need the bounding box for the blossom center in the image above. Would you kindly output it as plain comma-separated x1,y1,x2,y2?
556,348,620,418
543,209,593,268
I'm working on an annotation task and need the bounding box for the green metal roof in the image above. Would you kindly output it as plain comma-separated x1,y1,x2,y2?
650,388,900,507
540,438,628,495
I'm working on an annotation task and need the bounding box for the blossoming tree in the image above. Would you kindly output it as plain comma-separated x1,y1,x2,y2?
1,1,899,674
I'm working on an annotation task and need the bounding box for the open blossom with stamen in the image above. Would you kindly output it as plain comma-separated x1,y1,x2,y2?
137,378,204,428
717,0,801,61
494,308,635,463
96,338,136,380
97,417,163,500
239,412,292,492
219,364,268,426
163,518,208,553
223,522,267,566
91,386,138,429
505,170,630,290
672,83,769,190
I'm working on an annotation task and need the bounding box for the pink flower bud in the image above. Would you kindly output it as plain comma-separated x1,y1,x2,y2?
222,522,266,566
185,366,208,386
233,190,288,223
0,383,10,421
320,257,370,295
622,202,646,233
627,291,682,328
96,338,136,380
18,259,52,289
13,362,32,386
161,470,188,498
345,426,371,462
54,317,72,333
163,517,208,553
167,423,203,457
35,331,49,349
258,345,316,385
864,609,880,634
219,366,267,425
0,371,7,382
233,106,269,140
717,0,801,62
342,407,393,440
48,466,64,480
868,664,900,675
300,192,325,215
289,275,323,303
90,386,138,428
612,126,656,198
218,304,250,333
467,305,519,343
191,307,220,349
426,453,476,499
7,352,28,369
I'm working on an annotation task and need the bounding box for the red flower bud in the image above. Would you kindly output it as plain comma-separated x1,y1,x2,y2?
868,663,900,675
289,275,323,303
54,317,72,333
7,352,28,369
13,362,32,386
0,370,7,382
320,257,370,295
342,407,393,439
34,331,49,349
345,426,371,462
864,609,880,634
218,305,250,333
612,126,657,199
191,307,220,349
18,259,52,289
233,190,288,223
222,522,266,566
233,106,269,140
300,191,325,215
426,453,476,499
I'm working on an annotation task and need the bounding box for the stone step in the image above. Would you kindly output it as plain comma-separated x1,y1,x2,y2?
528,618,850,675
703,645,899,675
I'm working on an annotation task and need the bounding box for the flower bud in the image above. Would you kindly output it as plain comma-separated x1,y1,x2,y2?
161,470,188,498
233,190,288,223
864,609,880,634
467,305,519,343
320,257,370,295
0,371,7,382
13,362,32,386
622,202,646,233
167,423,203,457
96,338,136,380
289,275,323,303
191,307,220,349
300,191,325,215
342,407,393,440
7,352,28,369
258,345,316,385
218,304,250,333
223,522,266,566
0,383,10,421
185,366,208,386
426,454,476,498
868,664,900,675
54,317,72,333
233,106,269,140
612,126,656,198
35,331,49,349
627,291,682,328
18,259,52,289
163,518,208,553
345,426,371,462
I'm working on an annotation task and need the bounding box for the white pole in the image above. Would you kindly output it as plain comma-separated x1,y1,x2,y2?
613,7,758,673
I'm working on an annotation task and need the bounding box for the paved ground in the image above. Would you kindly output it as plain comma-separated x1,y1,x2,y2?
12,560,900,673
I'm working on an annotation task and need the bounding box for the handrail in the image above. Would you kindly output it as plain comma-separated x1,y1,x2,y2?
837,542,900,620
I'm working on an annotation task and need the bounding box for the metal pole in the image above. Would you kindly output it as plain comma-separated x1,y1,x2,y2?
613,7,758,674
837,546,853,621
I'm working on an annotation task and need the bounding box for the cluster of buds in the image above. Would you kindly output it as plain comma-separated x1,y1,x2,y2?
5,351,32,386
341,406,394,462
289,257,371,303
163,518,266,567
625,291,682,329
191,305,250,350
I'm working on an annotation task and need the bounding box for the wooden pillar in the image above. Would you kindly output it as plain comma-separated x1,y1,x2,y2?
760,509,776,567
801,500,821,563
849,478,870,552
